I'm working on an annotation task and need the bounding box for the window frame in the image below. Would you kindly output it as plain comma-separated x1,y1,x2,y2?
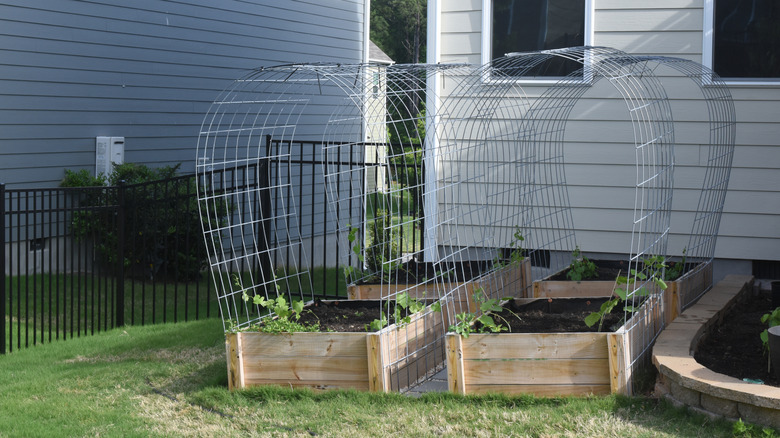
703,0,780,85
481,0,594,84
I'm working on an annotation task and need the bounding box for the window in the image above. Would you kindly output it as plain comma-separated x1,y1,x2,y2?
706,0,780,80
482,0,592,78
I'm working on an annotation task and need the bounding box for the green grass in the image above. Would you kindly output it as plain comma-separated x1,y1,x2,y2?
0,318,776,437
4,267,346,353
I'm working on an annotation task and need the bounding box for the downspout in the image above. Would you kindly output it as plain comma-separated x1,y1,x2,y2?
424,0,441,263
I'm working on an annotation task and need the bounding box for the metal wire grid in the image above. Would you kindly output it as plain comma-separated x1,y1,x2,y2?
196,50,734,394
447,47,676,395
196,65,347,331
635,56,736,310
320,63,508,391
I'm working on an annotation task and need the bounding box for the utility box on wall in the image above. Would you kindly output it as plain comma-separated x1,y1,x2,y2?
96,136,125,177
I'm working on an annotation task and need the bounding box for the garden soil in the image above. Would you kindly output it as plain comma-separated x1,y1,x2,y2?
694,291,779,387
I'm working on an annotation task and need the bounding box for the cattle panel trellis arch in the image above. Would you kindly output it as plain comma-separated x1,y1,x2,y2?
196,48,734,394
196,62,516,392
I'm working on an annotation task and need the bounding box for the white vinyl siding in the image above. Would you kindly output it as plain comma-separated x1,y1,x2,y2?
436,0,780,262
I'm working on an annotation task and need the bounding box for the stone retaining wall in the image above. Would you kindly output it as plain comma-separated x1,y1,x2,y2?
652,275,780,429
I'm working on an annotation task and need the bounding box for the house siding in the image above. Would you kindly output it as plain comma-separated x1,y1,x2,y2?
0,0,365,187
437,0,780,262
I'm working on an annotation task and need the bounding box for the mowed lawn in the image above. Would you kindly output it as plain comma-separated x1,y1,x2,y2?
0,318,775,437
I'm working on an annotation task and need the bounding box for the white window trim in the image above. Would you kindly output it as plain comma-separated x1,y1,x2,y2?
703,0,780,86
481,0,594,84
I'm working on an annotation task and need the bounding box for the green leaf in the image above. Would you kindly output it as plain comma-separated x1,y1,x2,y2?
584,312,601,327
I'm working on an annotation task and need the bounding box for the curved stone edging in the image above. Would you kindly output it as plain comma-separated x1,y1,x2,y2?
652,275,780,429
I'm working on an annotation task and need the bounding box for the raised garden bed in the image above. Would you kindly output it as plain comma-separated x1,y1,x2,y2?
349,258,532,305
225,299,445,392
532,259,712,325
446,295,664,396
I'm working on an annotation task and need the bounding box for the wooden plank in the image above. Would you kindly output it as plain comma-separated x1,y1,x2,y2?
226,333,243,390
462,358,610,385
533,280,615,298
460,333,609,360
446,334,466,395
237,332,367,358
367,333,389,392
462,384,612,397
241,356,369,383
607,332,629,395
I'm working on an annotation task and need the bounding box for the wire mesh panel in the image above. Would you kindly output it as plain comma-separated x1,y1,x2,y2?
634,56,736,309
319,63,512,391
197,49,734,394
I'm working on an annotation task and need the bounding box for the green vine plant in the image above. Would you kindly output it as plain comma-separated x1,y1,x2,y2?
493,229,525,270
232,273,319,334
760,307,780,373
566,246,598,282
584,256,668,332
448,289,516,338
366,291,441,332
663,247,687,282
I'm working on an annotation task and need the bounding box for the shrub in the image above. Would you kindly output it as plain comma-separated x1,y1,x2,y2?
61,163,227,281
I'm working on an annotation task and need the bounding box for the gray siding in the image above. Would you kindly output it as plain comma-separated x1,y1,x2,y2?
0,0,365,187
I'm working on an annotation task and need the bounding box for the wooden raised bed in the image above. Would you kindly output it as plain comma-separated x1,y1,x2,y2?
662,260,713,325
348,258,532,303
446,295,664,396
532,260,713,326
225,302,445,392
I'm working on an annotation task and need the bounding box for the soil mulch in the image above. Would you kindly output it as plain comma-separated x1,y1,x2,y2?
549,260,628,282
297,300,393,332
548,259,692,282
477,297,627,333
357,259,494,285
694,291,779,387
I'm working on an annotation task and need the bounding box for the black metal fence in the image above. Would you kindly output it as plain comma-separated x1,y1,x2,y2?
1,140,423,354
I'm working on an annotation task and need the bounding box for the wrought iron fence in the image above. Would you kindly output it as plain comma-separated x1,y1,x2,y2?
1,139,423,354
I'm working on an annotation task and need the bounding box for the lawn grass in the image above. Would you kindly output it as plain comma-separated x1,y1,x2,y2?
4,267,346,353
0,318,776,437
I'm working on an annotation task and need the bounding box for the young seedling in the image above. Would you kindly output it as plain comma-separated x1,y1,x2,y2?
664,248,687,281
233,273,319,334
566,246,597,282
366,291,437,332
584,257,668,332
760,307,780,372
448,290,515,338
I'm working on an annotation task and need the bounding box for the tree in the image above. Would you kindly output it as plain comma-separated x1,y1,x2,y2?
371,0,426,64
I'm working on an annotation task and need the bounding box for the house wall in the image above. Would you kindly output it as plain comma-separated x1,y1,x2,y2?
435,0,780,263
0,0,367,188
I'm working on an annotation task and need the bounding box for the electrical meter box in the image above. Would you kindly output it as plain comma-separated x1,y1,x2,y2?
96,136,125,177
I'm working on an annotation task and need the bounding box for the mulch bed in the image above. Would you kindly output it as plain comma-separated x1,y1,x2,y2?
694,291,779,387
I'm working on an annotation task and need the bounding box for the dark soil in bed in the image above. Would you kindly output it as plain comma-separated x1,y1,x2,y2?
297,300,394,332
548,259,694,282
357,259,494,285
694,291,779,387
476,297,628,333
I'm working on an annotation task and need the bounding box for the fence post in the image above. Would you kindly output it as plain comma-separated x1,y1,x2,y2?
0,183,6,354
115,181,125,327
256,136,272,296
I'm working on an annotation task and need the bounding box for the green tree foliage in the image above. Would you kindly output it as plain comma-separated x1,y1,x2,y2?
371,0,426,64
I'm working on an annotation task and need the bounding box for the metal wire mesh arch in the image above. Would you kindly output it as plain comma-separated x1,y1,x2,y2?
316,62,517,391
630,56,736,304
460,47,677,299
431,47,676,395
196,64,365,331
